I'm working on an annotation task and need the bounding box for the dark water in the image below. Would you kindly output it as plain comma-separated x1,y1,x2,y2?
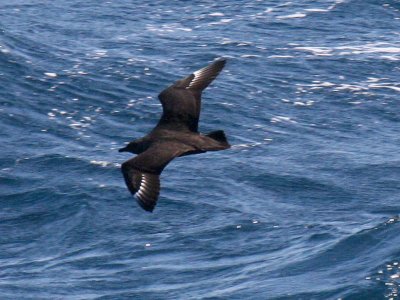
1,0,400,299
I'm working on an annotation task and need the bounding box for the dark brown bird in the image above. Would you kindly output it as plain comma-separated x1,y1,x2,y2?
119,59,230,212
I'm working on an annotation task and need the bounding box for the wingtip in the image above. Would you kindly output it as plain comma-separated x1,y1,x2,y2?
214,57,227,66
136,197,155,212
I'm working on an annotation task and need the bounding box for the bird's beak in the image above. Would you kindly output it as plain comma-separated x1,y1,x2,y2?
118,147,127,153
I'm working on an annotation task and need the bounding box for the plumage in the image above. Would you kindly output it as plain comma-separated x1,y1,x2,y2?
157,58,226,132
119,58,230,212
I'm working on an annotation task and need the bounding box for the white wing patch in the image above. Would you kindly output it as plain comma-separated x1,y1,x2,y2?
135,173,160,210
185,59,225,90
188,68,207,89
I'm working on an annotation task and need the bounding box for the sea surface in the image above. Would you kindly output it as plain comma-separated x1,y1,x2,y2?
1,0,400,299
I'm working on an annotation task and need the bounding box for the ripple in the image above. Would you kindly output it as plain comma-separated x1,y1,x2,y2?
1,0,400,298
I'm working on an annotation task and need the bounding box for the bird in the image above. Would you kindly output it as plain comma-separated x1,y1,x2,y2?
119,58,230,212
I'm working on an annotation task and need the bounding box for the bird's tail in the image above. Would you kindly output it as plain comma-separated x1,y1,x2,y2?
206,130,230,147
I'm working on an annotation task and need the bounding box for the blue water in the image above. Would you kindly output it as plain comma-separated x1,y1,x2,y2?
1,0,400,299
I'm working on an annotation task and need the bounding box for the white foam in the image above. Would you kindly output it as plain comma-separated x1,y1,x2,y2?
367,78,381,83
333,84,366,92
90,160,115,167
294,100,314,106
94,50,108,56
147,23,193,33
209,19,233,26
277,2,294,8
220,102,235,107
336,44,400,54
369,84,400,92
306,81,336,90
209,12,224,17
304,8,329,12
316,81,335,87
328,0,345,10
294,46,332,56
268,55,294,59
380,55,399,61
233,142,262,149
44,72,57,78
277,13,307,20
294,42,400,59
271,116,297,123
240,54,260,58
237,42,252,46
220,38,234,45
69,122,89,129
220,18,233,23
0,45,10,54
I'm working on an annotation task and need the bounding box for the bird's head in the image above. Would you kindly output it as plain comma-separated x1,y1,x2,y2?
119,141,139,154
119,138,148,154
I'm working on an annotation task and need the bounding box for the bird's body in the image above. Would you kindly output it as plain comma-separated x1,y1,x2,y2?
119,59,230,212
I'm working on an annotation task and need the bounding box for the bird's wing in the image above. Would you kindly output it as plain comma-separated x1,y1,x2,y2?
121,141,195,212
157,58,226,132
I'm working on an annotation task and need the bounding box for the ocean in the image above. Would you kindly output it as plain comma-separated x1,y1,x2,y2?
1,0,400,299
